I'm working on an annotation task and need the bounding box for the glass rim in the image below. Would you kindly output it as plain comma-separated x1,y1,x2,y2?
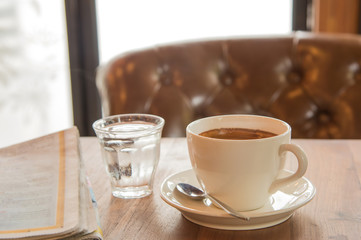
92,113,165,134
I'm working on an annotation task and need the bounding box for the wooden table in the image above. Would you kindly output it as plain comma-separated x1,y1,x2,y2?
81,137,361,240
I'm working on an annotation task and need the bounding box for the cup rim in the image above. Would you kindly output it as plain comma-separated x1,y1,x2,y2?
92,113,165,135
186,114,290,142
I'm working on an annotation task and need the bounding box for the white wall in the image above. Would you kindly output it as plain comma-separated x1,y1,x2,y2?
97,0,292,64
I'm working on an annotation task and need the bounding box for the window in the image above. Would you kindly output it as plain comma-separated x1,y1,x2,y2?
0,0,72,147
96,0,292,63
0,0,295,145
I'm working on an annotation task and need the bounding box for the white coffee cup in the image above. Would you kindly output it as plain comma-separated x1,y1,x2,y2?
186,114,308,212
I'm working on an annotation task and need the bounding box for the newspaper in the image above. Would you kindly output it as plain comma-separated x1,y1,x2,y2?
0,127,102,240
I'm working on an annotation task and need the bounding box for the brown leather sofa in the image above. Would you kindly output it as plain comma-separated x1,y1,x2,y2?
96,32,361,138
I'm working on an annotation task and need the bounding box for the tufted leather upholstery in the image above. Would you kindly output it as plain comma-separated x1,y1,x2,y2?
96,32,361,138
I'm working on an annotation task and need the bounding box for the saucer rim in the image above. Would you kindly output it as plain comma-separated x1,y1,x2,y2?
160,169,316,219
181,212,294,230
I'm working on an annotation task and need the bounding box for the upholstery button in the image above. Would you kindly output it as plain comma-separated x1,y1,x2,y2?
158,65,172,86
219,71,234,86
287,69,303,84
159,74,172,85
317,111,331,124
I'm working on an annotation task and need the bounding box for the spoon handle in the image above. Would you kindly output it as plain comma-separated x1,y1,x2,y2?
206,194,250,221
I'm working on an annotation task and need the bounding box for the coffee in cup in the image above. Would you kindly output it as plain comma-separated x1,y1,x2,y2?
200,128,277,140
186,114,308,211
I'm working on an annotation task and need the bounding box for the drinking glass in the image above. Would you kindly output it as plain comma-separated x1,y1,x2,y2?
93,114,164,198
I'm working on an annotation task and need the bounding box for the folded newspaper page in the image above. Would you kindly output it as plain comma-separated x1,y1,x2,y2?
0,127,102,240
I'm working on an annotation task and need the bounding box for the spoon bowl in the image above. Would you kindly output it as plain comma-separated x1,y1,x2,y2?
176,183,250,221
176,183,205,200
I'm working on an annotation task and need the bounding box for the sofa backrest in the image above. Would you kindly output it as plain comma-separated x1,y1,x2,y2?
96,32,361,138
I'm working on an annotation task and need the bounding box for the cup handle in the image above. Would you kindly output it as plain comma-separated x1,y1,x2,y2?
269,143,308,193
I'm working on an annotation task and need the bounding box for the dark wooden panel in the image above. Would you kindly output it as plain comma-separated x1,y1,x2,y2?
292,0,312,31
313,0,360,33
65,0,101,136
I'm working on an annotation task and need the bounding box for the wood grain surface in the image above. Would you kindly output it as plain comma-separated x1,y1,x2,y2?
313,0,360,33
81,137,361,240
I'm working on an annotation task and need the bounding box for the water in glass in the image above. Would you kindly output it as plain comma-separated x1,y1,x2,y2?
98,122,161,198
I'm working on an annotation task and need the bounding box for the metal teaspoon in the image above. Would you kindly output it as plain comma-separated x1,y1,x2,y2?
176,183,250,221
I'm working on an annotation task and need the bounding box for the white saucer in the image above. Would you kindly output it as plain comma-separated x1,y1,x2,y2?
160,169,316,230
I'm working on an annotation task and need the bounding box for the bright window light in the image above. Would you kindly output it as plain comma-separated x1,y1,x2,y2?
97,0,292,63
